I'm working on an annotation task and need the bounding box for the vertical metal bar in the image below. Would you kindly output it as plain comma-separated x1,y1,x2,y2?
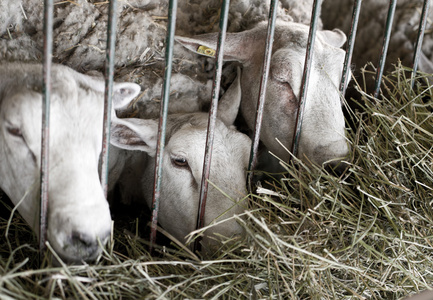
40,0,53,259
194,0,230,252
411,0,430,88
291,0,322,158
248,0,279,174
150,0,178,249
339,0,362,96
100,0,118,197
373,0,397,98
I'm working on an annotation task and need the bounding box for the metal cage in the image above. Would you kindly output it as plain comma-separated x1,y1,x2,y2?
37,0,431,254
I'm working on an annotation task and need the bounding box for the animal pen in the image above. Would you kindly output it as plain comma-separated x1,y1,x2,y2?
37,0,431,250
2,0,433,299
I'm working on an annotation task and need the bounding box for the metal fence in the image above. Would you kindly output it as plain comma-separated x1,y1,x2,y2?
38,0,431,254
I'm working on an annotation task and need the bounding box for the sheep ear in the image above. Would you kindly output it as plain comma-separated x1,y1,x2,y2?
417,52,433,86
112,82,141,110
175,32,251,62
110,118,159,156
419,52,433,74
71,69,141,109
319,29,347,48
217,67,242,126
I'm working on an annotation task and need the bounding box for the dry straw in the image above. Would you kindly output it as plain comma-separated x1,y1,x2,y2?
1,63,433,299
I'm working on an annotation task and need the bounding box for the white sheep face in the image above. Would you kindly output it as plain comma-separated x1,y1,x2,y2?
159,115,250,247
110,69,251,251
111,114,251,250
176,20,349,170
0,63,140,264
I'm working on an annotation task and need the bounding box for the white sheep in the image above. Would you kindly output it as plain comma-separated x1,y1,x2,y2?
108,68,251,249
176,20,349,169
1,0,350,250
321,0,433,84
4,0,327,117
0,62,140,264
403,289,433,300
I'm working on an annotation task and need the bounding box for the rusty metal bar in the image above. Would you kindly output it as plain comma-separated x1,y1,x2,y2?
411,0,430,88
248,0,279,174
150,0,178,249
100,0,118,197
339,0,362,96
40,0,53,259
194,0,231,252
373,0,397,98
291,0,322,159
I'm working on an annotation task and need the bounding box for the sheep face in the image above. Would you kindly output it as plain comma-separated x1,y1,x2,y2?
0,63,140,264
110,69,251,252
176,21,349,170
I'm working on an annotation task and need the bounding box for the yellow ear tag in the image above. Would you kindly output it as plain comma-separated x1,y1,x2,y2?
197,45,216,57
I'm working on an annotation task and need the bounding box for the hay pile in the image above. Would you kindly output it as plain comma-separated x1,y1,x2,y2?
1,64,433,299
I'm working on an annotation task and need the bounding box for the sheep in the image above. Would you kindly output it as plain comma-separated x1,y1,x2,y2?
0,62,140,264
0,0,349,248
3,0,328,118
321,0,433,91
5,0,350,165
0,1,22,37
108,68,252,249
403,289,433,300
173,0,350,169
175,21,349,169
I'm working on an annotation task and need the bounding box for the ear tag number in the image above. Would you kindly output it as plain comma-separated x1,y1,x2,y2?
197,45,216,57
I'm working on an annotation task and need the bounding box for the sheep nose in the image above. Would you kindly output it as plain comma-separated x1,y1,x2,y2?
324,160,349,176
71,231,97,248
69,230,110,261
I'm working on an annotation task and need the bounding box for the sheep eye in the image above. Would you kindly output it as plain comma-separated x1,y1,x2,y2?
7,126,23,138
171,156,189,168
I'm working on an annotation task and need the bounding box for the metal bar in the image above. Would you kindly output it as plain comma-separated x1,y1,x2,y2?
373,0,397,98
150,0,178,249
411,0,430,88
339,0,362,96
194,0,231,252
40,0,53,259
248,0,279,174
291,0,322,158
100,0,118,197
